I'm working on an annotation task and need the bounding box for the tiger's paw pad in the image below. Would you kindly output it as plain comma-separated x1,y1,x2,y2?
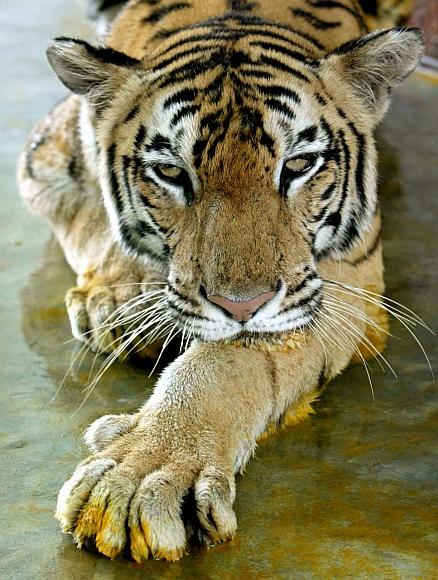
56,414,237,561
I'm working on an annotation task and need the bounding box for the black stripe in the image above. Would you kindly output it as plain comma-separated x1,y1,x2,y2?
265,98,295,121
151,26,184,41
142,2,191,24
290,8,341,29
340,217,360,250
200,111,222,132
239,68,273,79
206,133,225,161
25,124,51,179
228,0,257,10
155,32,236,56
151,47,212,73
136,176,163,210
287,272,318,296
295,125,318,145
317,362,327,388
67,155,79,180
259,55,311,82
335,129,350,216
256,84,301,104
132,153,148,182
140,199,169,235
347,121,367,209
165,15,326,50
163,88,198,109
54,37,141,67
322,129,350,233
240,105,261,131
315,92,327,106
107,144,123,213
279,165,292,197
309,0,361,19
294,286,321,309
320,181,337,201
240,22,325,50
148,134,172,152
157,59,213,90
203,73,226,102
134,125,147,149
192,137,209,168
281,286,321,312
170,104,200,127
167,300,209,321
124,105,140,123
206,106,233,160
121,155,134,205
358,0,377,16
250,40,310,64
320,118,334,145
313,202,330,224
255,130,276,159
25,149,35,179
119,221,165,260
239,26,321,49
167,283,200,308
313,183,337,223
347,228,381,265
136,220,159,237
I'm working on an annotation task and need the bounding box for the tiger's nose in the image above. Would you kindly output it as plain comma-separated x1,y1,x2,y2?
207,290,275,322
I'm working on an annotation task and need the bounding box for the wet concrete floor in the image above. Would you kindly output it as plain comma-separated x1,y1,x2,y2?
0,1,437,578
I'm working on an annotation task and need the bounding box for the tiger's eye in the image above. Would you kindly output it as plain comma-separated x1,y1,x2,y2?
285,157,312,172
157,164,183,179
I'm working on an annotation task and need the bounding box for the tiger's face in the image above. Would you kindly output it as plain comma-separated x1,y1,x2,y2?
112,76,343,341
48,27,423,341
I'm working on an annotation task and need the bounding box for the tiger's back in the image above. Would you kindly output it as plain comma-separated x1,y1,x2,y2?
108,0,367,59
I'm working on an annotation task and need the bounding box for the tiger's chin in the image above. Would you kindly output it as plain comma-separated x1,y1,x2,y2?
182,313,316,348
220,331,308,352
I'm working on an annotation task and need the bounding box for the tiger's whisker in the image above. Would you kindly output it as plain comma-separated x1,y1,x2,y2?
149,321,181,377
322,303,396,377
320,309,376,401
324,279,431,330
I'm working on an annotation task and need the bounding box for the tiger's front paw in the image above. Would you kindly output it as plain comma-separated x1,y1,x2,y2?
65,270,164,356
56,413,237,561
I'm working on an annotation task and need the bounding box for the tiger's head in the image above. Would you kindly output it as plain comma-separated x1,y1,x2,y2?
47,25,422,341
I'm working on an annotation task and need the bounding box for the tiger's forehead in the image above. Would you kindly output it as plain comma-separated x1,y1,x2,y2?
141,73,328,170
129,26,332,168
146,25,319,91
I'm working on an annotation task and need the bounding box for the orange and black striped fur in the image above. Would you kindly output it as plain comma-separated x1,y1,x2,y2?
18,0,423,563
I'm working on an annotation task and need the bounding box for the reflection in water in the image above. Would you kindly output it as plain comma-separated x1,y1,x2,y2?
20,237,157,414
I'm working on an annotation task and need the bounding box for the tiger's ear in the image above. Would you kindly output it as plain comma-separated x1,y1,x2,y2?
320,28,424,121
47,37,141,105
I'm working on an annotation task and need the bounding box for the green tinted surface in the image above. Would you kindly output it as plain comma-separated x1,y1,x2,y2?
0,2,437,578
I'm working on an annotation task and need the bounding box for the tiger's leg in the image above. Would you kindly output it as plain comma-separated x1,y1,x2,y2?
55,257,380,561
17,96,165,356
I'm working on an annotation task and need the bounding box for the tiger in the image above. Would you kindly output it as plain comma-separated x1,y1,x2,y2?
17,0,423,563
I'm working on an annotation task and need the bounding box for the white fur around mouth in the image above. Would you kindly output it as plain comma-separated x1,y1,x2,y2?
178,307,317,342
